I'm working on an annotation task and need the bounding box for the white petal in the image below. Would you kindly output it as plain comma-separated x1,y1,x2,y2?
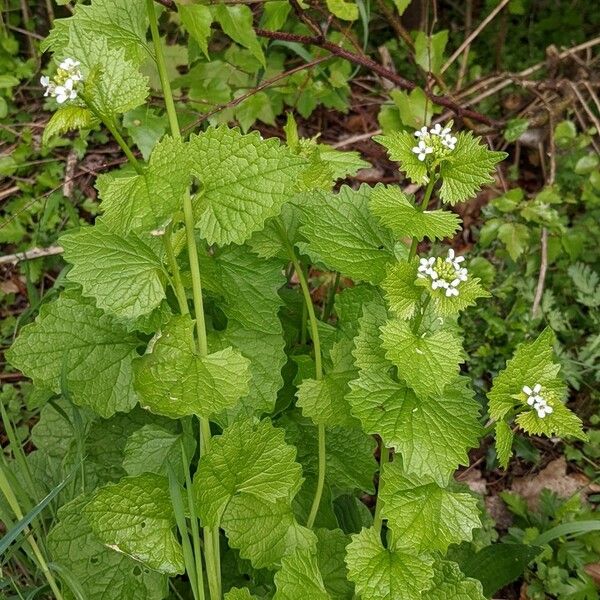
527,397,535,406
418,153,426,161
523,385,532,395
533,383,542,393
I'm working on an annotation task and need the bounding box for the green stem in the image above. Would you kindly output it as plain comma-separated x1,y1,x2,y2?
373,444,390,535
411,295,431,334
407,174,437,261
0,469,64,600
106,120,143,173
322,272,340,321
163,223,189,315
276,219,325,529
146,1,220,596
146,0,180,139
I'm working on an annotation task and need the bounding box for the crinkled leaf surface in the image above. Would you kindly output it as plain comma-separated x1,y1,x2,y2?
122,423,195,480
375,131,428,185
194,418,302,526
382,259,423,320
423,275,490,317
296,185,396,284
7,290,138,417
224,589,258,600
380,461,481,553
345,527,434,600
273,548,330,600
188,127,306,245
98,136,191,234
201,245,287,420
61,223,166,320
438,132,506,205
370,185,461,241
422,561,485,600
488,329,584,440
85,473,184,575
43,0,148,65
48,495,167,600
43,105,98,145
222,494,316,569
380,318,464,398
315,528,354,599
495,420,514,470
82,36,149,120
134,316,251,419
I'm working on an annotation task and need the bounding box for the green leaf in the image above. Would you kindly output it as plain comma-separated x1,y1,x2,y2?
179,4,212,58
194,418,302,526
85,473,184,575
349,373,481,485
381,259,423,320
296,184,396,284
345,527,434,600
392,88,441,130
222,494,316,569
380,461,481,553
438,132,506,205
296,371,357,429
488,329,585,440
122,423,194,480
224,589,258,600
380,318,464,398
458,543,542,597
43,0,148,65
214,4,265,66
201,245,287,419
414,30,448,75
48,495,167,600
61,223,167,320
392,0,411,15
495,420,514,469
43,105,98,145
98,135,191,234
134,316,251,419
317,145,370,180
273,548,331,599
123,107,168,161
188,127,306,245
504,118,529,143
375,130,428,185
422,561,485,600
282,412,377,495
315,529,354,599
371,185,461,242
6,290,139,417
497,222,530,260
325,0,359,21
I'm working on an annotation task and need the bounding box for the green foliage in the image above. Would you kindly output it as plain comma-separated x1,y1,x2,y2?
4,2,595,598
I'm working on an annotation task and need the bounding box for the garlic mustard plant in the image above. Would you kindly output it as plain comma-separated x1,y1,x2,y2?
5,2,587,599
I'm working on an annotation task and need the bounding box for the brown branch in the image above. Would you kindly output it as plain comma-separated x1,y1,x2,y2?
153,0,496,127
254,28,496,126
183,56,331,131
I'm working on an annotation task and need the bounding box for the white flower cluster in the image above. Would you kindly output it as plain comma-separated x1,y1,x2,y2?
412,123,458,161
523,383,553,418
417,249,467,297
40,58,83,104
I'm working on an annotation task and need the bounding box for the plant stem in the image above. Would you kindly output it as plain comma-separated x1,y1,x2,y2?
373,444,390,535
322,272,340,321
146,0,180,139
276,219,325,529
408,175,437,261
163,223,189,315
412,295,431,334
0,469,64,600
146,1,220,596
105,120,143,174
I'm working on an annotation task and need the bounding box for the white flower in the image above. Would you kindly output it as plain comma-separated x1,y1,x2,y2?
522,383,553,418
59,58,80,71
55,78,77,104
418,250,469,298
445,285,459,297
412,140,433,161
414,126,429,139
40,75,55,97
446,248,465,271
442,134,457,150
